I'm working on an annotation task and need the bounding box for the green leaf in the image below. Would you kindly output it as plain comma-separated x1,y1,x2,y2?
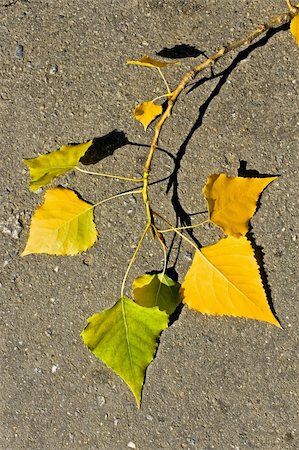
21,187,98,256
81,297,168,407
24,140,93,191
133,273,181,315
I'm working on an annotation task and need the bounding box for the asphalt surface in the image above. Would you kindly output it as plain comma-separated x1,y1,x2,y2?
1,1,298,449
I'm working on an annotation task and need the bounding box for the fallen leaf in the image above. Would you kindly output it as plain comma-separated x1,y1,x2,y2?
290,13,299,45
180,236,281,327
81,296,168,407
203,174,277,237
24,140,93,191
133,273,181,315
127,55,179,68
133,101,163,130
21,187,97,256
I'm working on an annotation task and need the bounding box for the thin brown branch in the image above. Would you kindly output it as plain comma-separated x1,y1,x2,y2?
142,6,298,227
285,0,298,14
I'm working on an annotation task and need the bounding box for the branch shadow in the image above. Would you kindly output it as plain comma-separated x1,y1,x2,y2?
165,24,288,267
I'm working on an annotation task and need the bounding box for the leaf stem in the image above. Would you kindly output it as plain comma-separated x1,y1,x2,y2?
153,210,199,252
120,222,151,298
154,241,168,307
157,68,171,94
159,219,210,233
92,188,142,209
76,166,143,182
285,0,297,14
151,92,173,103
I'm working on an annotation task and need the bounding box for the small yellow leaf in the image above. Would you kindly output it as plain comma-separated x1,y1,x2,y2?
180,236,281,327
127,55,179,68
133,273,181,315
203,174,277,237
290,14,299,45
133,101,163,130
22,188,98,256
24,140,93,191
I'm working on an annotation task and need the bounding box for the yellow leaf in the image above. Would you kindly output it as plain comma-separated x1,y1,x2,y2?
133,101,163,130
24,140,93,192
22,188,98,256
203,174,277,237
290,14,299,45
133,272,181,315
180,236,281,327
127,55,179,68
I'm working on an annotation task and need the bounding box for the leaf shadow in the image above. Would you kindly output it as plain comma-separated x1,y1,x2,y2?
236,160,281,325
80,130,130,165
238,159,280,212
165,24,288,267
156,44,206,59
246,228,282,327
78,128,176,169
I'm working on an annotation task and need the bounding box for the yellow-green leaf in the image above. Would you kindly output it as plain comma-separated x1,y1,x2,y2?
133,101,163,130
81,297,168,407
21,187,97,256
203,174,277,237
180,236,281,327
133,273,181,315
24,140,93,191
127,55,179,68
290,14,299,45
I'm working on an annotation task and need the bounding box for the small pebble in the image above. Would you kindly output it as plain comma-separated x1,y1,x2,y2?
49,64,58,75
51,364,58,373
97,395,106,407
127,443,136,449
83,254,94,266
184,251,193,261
53,266,59,273
15,44,24,60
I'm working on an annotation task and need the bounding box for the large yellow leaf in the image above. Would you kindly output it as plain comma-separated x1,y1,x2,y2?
180,236,281,327
21,188,98,256
24,140,93,191
127,55,179,68
290,14,299,45
203,174,277,237
81,296,168,407
133,101,163,130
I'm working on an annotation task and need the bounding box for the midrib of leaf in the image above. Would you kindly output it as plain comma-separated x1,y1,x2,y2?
121,297,134,377
197,249,267,312
48,203,94,231
155,278,163,307
36,164,77,173
210,200,234,220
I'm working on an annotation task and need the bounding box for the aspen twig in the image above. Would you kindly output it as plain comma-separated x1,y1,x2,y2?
142,6,298,226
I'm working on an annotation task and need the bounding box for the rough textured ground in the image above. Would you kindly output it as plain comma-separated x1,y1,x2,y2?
1,1,298,449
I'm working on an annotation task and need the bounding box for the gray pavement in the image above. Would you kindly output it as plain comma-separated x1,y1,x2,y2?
0,1,298,449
